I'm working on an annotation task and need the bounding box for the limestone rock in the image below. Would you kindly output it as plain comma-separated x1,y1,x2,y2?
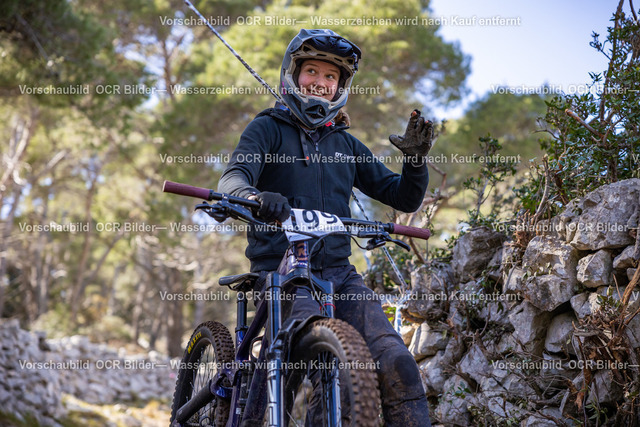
554,198,581,243
495,333,518,355
571,285,638,319
508,302,552,356
447,301,466,331
577,250,613,288
522,236,579,311
405,263,454,321
442,335,465,368
537,353,579,391
418,351,447,396
0,318,177,425
569,178,640,250
486,247,503,282
477,393,525,420
544,312,577,355
625,311,640,348
503,266,525,295
452,226,507,281
435,375,472,426
459,344,491,384
500,373,537,398
400,324,417,347
570,292,602,319
522,407,564,426
408,322,449,361
613,245,637,269
524,274,577,312
559,374,584,418
500,243,524,281
588,370,624,405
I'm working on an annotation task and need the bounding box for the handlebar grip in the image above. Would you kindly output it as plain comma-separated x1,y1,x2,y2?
390,224,431,240
163,180,261,209
163,180,214,200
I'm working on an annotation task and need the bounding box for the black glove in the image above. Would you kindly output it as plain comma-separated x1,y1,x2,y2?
389,109,434,158
252,191,291,223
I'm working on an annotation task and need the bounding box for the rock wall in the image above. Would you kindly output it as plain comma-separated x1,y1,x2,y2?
0,319,177,426
402,178,640,425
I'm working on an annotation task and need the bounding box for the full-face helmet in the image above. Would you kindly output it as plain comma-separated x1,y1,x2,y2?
280,29,361,129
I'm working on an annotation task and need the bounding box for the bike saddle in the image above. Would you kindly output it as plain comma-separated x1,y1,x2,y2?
218,273,260,291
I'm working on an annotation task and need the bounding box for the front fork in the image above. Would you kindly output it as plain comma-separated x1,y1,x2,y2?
265,244,339,427
266,272,285,427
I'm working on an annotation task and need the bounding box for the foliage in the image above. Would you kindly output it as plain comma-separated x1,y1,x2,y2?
516,1,640,216
0,0,471,358
462,135,518,228
160,0,470,166
434,91,547,186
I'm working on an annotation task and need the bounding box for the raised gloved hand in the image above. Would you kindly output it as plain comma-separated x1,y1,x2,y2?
251,191,291,223
389,109,434,158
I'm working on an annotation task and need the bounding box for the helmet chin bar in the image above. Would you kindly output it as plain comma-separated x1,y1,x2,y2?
306,104,327,120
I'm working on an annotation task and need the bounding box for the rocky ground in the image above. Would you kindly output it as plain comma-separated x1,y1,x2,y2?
0,318,176,426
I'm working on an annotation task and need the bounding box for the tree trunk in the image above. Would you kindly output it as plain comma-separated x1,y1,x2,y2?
0,185,24,317
69,176,98,325
0,108,36,207
166,267,184,357
106,263,124,316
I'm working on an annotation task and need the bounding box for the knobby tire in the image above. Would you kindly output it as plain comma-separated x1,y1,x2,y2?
170,321,235,427
284,318,381,427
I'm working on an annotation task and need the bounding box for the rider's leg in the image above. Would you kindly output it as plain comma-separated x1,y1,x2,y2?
325,265,432,427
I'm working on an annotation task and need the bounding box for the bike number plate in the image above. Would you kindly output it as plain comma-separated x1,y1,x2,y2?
283,209,345,242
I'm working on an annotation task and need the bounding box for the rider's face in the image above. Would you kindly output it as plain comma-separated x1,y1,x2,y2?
297,60,340,101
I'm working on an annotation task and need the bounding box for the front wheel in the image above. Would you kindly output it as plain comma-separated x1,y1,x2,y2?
284,318,381,427
170,321,235,427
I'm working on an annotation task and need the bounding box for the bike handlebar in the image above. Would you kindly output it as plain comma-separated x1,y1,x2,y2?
388,223,431,240
163,180,261,209
163,180,431,240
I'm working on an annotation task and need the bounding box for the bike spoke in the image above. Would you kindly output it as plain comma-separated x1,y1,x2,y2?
187,345,217,425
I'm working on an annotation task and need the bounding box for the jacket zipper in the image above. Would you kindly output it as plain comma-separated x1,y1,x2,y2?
303,125,346,268
312,136,325,267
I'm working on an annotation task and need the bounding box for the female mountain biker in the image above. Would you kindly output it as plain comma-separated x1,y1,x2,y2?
218,29,433,427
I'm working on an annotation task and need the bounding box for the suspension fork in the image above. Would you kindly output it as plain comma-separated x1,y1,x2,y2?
266,272,285,427
307,272,341,427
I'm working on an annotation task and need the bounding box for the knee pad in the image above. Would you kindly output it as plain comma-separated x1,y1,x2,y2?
379,353,425,404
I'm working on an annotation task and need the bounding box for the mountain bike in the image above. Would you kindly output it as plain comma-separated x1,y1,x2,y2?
163,180,431,427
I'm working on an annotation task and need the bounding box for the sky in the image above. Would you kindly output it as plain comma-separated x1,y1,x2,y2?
427,0,623,118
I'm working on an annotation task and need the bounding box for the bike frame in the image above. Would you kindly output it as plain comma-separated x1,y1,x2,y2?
175,239,340,427
163,180,431,426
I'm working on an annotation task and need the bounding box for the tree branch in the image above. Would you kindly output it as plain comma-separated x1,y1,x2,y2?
629,0,639,24
565,109,604,138
599,0,626,121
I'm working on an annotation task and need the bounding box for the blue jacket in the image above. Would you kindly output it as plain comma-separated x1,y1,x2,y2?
218,107,429,272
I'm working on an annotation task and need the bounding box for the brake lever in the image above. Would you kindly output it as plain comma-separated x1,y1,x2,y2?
362,231,411,252
388,237,410,251
195,200,257,224
365,237,387,250
195,202,229,222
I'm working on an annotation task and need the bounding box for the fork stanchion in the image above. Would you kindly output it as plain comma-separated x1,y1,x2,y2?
265,272,285,426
